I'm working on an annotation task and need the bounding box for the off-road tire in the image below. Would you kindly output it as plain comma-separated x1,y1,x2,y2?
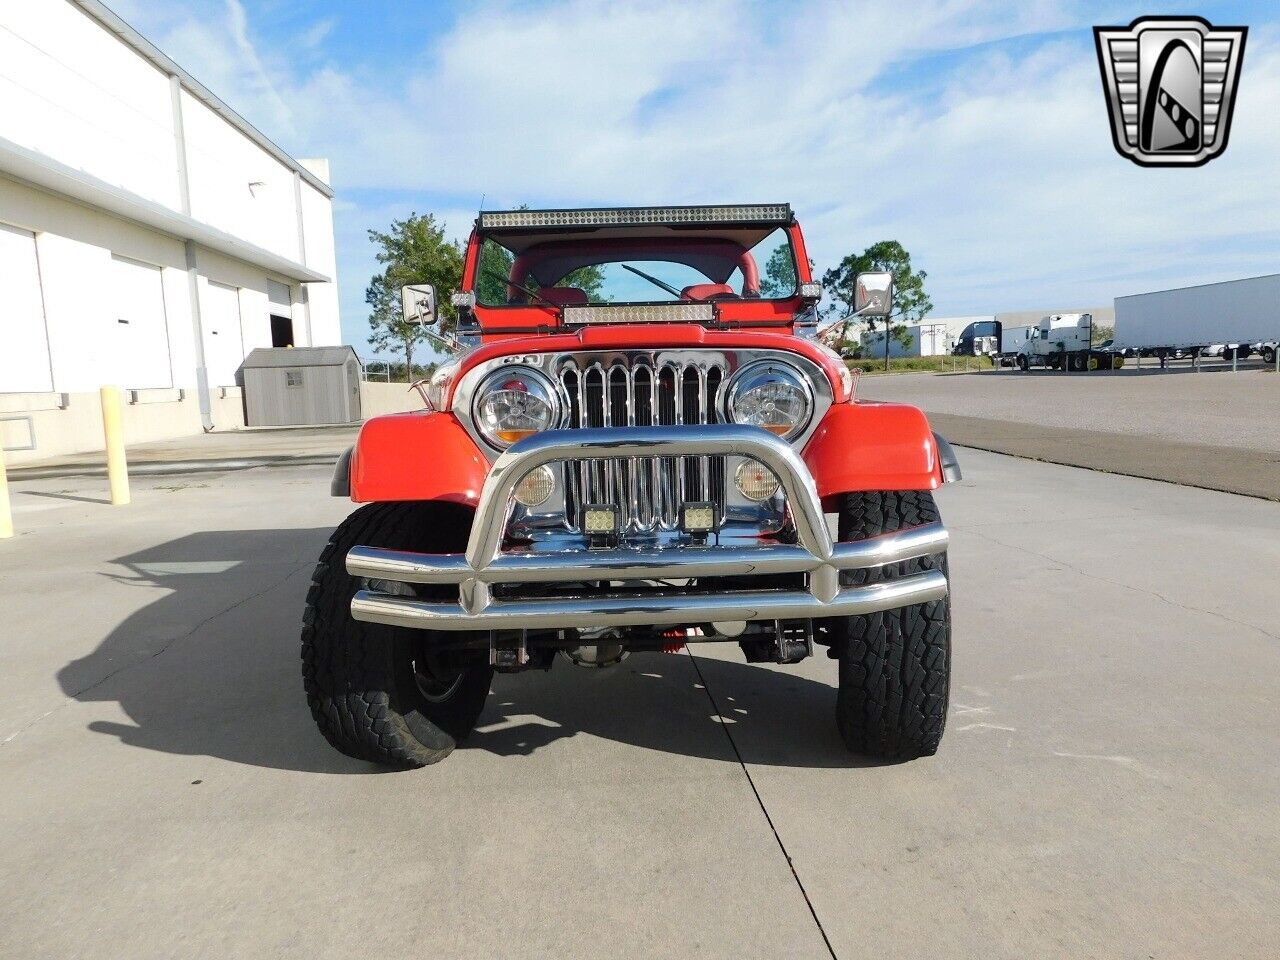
301,501,493,769
824,490,951,760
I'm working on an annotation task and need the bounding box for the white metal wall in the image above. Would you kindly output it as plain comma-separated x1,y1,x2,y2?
0,1,179,208
181,90,300,262
0,1,343,399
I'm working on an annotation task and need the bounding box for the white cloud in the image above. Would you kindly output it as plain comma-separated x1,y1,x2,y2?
116,0,1280,334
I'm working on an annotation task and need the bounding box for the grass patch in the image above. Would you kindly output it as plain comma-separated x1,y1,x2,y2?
846,355,994,375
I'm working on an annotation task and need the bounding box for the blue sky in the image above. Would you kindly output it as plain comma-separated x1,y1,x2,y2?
110,0,1279,357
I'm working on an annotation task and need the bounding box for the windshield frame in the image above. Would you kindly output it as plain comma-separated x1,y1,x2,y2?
470,228,802,309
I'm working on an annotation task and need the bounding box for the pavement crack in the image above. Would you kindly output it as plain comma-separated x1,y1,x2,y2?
964,529,1280,642
687,651,839,960
2,562,312,746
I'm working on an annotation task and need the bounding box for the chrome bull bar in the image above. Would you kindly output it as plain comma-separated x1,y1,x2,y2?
347,425,949,632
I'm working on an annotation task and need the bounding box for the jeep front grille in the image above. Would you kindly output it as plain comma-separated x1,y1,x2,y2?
558,360,726,533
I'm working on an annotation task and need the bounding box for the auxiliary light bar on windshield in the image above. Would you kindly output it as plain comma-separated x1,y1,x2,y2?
562,304,716,325
478,204,793,230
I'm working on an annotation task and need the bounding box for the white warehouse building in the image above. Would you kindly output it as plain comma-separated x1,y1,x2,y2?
0,0,341,463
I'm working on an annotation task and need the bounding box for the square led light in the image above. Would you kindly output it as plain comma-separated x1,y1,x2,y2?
582,505,619,534
681,502,717,533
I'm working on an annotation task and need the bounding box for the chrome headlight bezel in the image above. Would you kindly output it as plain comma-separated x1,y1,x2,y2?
721,359,815,441
470,365,563,450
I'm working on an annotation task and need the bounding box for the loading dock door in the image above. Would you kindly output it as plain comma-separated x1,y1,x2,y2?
0,223,53,393
203,281,245,387
268,279,294,347
110,255,172,389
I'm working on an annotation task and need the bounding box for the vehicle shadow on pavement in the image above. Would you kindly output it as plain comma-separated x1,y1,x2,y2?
56,528,883,774
56,528,373,775
468,654,890,769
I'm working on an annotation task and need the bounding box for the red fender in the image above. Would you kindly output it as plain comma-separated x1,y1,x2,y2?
350,402,941,506
350,412,488,505
802,401,942,502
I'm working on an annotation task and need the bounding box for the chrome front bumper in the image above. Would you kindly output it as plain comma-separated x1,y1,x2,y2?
347,425,949,632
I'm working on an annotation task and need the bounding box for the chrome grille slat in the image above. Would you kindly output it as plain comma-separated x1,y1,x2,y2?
558,356,727,535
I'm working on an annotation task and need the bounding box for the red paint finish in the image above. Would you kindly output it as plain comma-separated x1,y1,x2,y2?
802,401,942,500
787,222,813,282
351,399,940,507
349,412,488,506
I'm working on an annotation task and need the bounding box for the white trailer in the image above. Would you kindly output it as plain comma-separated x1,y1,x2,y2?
1114,274,1280,362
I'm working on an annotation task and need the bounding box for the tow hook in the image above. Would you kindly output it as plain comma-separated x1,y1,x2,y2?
489,630,529,671
739,619,813,664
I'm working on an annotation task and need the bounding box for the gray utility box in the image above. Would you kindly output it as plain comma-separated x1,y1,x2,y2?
240,346,362,426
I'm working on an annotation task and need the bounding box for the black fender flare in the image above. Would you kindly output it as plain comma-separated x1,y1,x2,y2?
330,446,353,497
933,433,962,483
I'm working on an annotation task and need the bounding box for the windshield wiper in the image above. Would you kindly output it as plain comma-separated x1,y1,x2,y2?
621,263,683,299
481,269,562,311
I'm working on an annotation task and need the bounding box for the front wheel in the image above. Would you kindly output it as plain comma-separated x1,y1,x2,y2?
301,502,493,769
819,491,951,760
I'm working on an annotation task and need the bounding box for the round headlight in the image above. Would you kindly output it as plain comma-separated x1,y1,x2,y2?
724,361,813,439
473,367,560,448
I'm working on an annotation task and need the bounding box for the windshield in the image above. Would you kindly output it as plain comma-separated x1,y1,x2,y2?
475,226,797,307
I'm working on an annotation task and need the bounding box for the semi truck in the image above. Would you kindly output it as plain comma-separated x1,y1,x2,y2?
951,319,999,358
1012,314,1123,371
1114,274,1280,361
994,324,1033,367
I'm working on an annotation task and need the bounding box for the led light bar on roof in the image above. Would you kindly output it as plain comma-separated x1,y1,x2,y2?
562,303,716,325
478,205,792,230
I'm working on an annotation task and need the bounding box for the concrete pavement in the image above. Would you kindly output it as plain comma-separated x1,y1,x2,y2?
863,369,1280,500
2,451,1278,959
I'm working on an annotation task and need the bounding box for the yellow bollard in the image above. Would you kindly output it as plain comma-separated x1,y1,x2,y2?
0,438,13,539
100,386,131,506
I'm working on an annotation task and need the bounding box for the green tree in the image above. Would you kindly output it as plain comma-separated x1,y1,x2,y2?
821,240,932,370
365,212,464,376
758,246,796,297
758,247,818,298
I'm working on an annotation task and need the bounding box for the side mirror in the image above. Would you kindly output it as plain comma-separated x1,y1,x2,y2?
854,271,894,318
400,284,437,326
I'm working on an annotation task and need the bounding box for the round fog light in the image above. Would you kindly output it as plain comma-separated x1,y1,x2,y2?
735,460,781,502
514,465,555,507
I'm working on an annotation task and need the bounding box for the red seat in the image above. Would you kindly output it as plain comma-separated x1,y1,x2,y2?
681,283,736,302
536,286,589,306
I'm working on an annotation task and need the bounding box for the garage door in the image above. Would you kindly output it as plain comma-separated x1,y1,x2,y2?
202,281,244,387
0,222,53,393
110,255,172,389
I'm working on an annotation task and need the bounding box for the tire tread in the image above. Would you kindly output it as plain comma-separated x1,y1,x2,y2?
832,491,951,760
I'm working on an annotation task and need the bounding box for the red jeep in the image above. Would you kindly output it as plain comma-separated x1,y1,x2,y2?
307,205,959,769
